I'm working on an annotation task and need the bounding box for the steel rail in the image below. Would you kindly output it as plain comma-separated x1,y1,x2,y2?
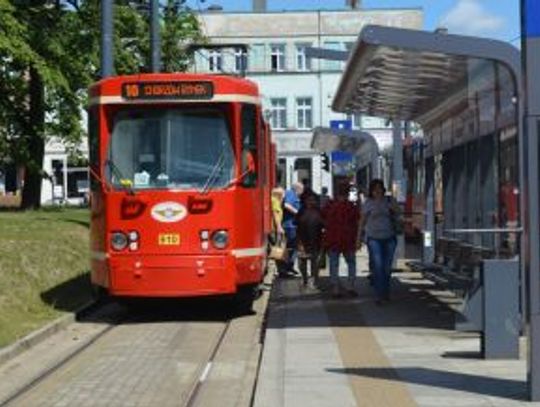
183,319,233,407
0,303,126,407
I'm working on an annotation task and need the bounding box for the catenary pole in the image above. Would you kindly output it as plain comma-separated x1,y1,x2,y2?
150,0,161,73
521,0,540,401
101,0,114,78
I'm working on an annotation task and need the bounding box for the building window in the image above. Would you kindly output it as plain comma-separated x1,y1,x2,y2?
250,44,265,72
208,50,222,72
323,41,341,70
296,43,312,71
270,44,286,72
234,48,248,72
270,98,287,129
344,41,355,53
296,98,313,129
347,113,361,129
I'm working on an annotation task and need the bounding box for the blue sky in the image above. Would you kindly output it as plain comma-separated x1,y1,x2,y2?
186,0,521,45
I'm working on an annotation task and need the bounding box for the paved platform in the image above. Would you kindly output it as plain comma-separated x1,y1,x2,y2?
254,250,540,407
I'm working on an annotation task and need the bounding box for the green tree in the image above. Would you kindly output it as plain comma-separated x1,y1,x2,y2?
161,0,204,73
0,0,203,209
0,0,45,170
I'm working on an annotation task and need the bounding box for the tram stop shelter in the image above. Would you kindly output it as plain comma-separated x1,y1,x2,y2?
310,126,380,185
331,24,540,398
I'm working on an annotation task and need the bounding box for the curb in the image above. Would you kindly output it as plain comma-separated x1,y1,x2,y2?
0,300,96,367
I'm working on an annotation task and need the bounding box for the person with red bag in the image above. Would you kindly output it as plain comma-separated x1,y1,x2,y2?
322,182,361,297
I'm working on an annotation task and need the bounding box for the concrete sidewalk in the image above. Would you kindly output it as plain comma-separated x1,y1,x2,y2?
254,250,540,407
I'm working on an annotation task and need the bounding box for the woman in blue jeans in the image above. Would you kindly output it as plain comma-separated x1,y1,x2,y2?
359,179,399,304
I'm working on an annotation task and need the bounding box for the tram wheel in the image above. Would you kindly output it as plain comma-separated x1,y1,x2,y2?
91,284,109,304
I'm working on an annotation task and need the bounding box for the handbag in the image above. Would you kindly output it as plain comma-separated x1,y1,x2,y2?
269,233,288,261
392,215,404,235
387,197,404,235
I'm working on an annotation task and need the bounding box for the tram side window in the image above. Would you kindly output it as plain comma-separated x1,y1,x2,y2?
88,107,100,190
259,113,267,187
241,104,258,188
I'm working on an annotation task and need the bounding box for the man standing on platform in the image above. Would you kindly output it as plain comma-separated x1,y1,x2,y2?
282,182,304,276
322,182,361,297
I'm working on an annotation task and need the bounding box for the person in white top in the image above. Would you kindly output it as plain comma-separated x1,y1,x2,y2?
358,179,400,304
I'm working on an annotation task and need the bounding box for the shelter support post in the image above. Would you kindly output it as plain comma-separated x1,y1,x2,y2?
522,2,540,395
526,114,540,398
392,120,405,262
423,158,435,263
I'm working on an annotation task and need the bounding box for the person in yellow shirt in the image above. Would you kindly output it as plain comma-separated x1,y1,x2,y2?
271,187,285,236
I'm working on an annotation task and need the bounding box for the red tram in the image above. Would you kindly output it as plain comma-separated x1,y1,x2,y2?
88,73,274,307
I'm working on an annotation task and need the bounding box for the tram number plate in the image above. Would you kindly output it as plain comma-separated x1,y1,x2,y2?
158,233,180,246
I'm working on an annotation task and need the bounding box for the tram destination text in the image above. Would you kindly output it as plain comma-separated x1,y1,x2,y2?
122,81,214,100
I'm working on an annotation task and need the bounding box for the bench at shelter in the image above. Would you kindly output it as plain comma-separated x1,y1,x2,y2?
407,234,520,359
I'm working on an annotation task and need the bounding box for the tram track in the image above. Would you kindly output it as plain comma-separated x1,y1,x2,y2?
0,279,272,407
0,301,128,407
182,319,233,407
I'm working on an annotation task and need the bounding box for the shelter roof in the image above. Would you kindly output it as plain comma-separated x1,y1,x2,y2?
311,127,379,169
332,25,520,125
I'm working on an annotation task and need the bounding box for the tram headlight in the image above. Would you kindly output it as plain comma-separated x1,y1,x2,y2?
111,232,128,251
211,230,229,249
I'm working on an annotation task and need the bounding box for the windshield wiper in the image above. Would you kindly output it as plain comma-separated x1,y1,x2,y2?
200,151,226,195
106,159,135,195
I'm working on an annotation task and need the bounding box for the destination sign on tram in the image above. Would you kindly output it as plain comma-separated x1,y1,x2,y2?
122,81,214,100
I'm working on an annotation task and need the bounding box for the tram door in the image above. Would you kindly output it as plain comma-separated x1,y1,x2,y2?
294,158,312,190
277,158,286,188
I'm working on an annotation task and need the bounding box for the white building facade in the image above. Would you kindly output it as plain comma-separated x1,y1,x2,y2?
194,7,423,193
41,137,89,206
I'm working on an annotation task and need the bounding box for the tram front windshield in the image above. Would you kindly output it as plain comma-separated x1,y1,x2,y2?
108,107,235,190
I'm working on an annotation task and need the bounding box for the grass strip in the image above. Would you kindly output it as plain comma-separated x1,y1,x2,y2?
0,208,92,348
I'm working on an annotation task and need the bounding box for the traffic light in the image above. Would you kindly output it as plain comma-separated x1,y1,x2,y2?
320,153,330,172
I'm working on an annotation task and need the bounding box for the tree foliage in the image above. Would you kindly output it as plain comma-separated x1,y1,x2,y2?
0,0,204,208
161,0,205,73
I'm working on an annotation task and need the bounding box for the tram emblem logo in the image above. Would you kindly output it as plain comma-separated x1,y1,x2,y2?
151,202,187,223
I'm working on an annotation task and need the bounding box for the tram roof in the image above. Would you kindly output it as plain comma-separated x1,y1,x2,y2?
332,25,521,125
311,127,379,169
